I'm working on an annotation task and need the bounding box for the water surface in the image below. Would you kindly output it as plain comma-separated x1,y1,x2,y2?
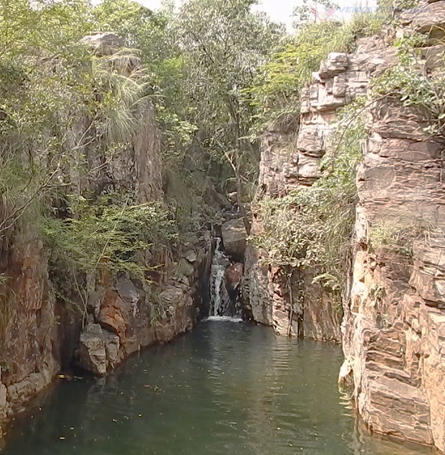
1,321,434,455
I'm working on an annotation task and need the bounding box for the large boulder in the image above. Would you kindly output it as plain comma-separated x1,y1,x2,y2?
226,263,243,293
78,323,120,376
221,219,247,259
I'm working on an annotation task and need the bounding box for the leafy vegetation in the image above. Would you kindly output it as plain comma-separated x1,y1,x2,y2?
372,32,445,135
368,219,428,257
0,0,392,328
42,195,178,280
253,103,367,290
246,12,383,131
0,0,290,319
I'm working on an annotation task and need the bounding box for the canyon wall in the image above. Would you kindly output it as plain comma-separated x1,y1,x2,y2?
0,34,205,434
342,3,445,450
247,2,445,450
244,36,396,341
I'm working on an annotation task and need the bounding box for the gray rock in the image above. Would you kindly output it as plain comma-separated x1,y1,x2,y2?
78,323,120,376
80,33,124,56
318,53,348,79
184,250,198,263
399,1,445,38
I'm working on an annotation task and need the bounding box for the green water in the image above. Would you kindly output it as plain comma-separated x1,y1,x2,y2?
0,321,434,455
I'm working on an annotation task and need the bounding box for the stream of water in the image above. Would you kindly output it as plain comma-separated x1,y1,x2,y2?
0,321,434,455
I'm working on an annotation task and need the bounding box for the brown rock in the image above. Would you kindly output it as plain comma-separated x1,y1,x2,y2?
221,219,247,258
226,263,243,292
98,290,128,338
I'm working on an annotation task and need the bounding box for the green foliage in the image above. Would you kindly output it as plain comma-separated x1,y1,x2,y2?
42,194,178,281
372,32,445,135
167,0,284,201
369,219,427,257
93,0,172,69
0,0,154,245
379,0,420,14
292,0,338,31
252,103,367,290
247,12,383,131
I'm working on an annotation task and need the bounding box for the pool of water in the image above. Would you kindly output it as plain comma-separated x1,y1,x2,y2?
0,321,434,455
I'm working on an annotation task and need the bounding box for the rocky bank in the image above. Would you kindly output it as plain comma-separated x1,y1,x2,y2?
245,1,445,451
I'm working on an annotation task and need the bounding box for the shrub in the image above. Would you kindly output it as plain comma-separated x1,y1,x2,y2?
42,193,178,281
372,32,445,135
246,12,384,132
252,102,367,290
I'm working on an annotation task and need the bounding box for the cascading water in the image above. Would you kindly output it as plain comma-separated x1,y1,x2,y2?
209,237,242,319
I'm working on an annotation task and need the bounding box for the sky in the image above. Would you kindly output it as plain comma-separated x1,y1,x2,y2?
131,0,301,30
128,0,376,31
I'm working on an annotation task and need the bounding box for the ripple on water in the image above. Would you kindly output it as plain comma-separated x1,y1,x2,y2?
0,321,436,455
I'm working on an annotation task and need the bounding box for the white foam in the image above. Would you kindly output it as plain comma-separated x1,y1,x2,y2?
205,316,243,323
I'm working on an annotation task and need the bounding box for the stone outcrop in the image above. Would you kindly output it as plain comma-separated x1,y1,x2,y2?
337,3,445,451
244,36,397,340
80,33,124,57
0,238,64,435
78,265,199,377
342,89,445,451
245,11,445,447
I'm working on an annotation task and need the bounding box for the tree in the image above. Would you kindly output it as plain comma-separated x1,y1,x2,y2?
171,0,284,232
93,0,173,68
292,0,338,30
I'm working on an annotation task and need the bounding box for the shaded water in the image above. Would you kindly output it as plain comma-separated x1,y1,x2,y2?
1,321,434,455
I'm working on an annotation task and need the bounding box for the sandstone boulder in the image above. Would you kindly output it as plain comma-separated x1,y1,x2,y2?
318,53,348,79
221,219,247,258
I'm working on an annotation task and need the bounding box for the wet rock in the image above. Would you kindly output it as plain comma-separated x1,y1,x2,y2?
159,286,187,308
225,263,243,293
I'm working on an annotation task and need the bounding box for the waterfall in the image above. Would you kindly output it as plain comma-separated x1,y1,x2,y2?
209,238,242,320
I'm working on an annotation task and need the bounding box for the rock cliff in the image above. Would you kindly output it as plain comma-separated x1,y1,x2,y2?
0,33,206,434
244,36,396,341
246,1,445,450
342,3,445,449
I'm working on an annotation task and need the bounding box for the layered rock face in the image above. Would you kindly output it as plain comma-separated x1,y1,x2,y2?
342,101,445,448
0,240,61,428
247,7,445,445
244,37,396,341
341,12,445,452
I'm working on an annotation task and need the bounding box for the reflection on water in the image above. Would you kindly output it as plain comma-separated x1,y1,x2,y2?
0,321,434,455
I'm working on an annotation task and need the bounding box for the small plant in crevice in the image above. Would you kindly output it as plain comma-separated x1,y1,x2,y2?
368,218,430,257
